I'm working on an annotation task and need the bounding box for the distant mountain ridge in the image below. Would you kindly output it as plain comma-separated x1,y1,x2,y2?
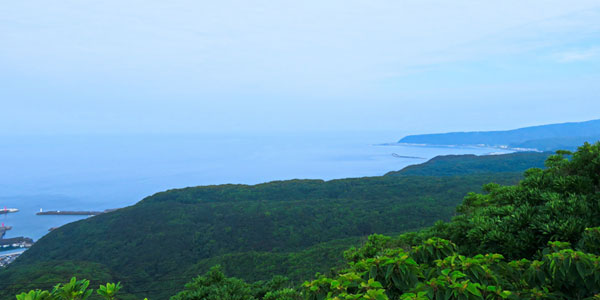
398,119,600,151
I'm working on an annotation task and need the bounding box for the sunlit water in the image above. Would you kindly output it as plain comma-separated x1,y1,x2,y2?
0,132,511,244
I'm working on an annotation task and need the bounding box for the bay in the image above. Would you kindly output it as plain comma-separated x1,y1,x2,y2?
0,131,511,243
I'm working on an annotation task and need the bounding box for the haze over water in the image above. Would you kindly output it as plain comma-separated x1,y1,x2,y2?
0,131,511,242
2,2,598,245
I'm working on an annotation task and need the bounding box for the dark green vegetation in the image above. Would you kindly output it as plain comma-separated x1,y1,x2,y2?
300,142,600,299
14,277,123,300
12,142,600,299
4,262,117,299
171,142,600,299
398,119,600,151
170,266,299,300
0,152,548,299
387,152,549,177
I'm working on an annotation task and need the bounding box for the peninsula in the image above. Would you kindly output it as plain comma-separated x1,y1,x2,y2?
398,119,600,152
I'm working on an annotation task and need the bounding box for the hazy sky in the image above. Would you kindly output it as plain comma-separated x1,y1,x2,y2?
1,1,600,135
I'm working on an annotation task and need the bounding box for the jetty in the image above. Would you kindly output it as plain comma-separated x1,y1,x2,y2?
0,208,19,215
36,209,117,216
391,153,426,159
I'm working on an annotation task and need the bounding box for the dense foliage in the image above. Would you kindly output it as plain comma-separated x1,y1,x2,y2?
413,143,600,259
303,236,600,300
170,266,300,300
0,261,125,299
13,277,126,300
300,142,600,299
1,152,548,299
167,142,600,299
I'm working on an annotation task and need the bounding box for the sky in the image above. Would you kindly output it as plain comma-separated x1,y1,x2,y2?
1,1,600,135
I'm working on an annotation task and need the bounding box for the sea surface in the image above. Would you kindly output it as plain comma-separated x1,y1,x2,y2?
0,132,511,245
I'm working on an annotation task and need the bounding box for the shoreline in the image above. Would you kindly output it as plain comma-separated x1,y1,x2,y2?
381,142,539,153
36,209,117,216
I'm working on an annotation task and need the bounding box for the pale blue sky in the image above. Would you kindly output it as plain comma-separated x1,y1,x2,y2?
1,1,600,135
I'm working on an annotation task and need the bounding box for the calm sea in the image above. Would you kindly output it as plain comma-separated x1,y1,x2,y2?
0,132,510,244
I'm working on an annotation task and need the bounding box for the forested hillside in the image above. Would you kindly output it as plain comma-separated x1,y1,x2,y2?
0,152,547,299
387,152,548,176
299,142,600,300
13,143,600,299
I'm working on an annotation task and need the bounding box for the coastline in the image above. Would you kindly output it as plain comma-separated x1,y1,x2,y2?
381,142,540,153
0,141,521,245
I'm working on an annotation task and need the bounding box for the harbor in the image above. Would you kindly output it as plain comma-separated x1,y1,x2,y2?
0,249,26,267
0,237,34,250
0,204,116,267
0,223,32,267
1,223,33,253
1,207,34,266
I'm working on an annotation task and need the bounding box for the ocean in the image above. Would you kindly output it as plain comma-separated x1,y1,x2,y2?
0,131,511,244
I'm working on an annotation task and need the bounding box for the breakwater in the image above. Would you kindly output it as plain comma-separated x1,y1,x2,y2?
0,208,19,215
36,209,116,216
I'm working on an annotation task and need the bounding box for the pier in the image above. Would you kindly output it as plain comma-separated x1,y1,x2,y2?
0,208,19,215
391,153,426,159
36,209,115,216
